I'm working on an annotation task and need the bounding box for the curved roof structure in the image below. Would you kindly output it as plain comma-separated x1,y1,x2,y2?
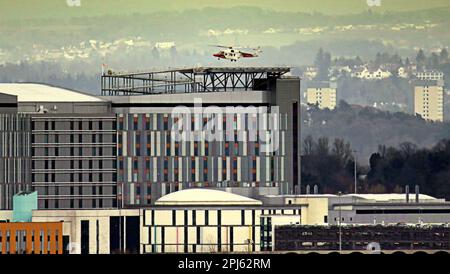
0,83,103,102
155,188,262,206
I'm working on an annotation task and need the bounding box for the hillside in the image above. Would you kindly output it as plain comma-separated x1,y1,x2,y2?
301,101,450,163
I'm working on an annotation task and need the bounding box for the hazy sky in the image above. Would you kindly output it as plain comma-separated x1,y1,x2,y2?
2,0,450,20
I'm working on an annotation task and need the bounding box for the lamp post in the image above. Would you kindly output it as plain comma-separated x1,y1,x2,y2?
353,150,357,194
338,191,342,252
118,182,124,253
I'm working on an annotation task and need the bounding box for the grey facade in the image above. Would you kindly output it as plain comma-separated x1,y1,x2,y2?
0,113,32,209
31,113,117,209
0,85,117,209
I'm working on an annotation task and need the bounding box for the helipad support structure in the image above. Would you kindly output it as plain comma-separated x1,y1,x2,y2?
101,67,291,95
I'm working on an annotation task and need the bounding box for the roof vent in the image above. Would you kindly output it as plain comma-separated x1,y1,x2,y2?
36,105,48,113
415,185,420,203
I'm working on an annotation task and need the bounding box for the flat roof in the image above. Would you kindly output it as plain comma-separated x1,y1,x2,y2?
0,83,104,102
347,193,437,202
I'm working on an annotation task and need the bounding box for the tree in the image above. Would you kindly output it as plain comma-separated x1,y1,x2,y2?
316,137,330,156
366,139,450,198
314,48,331,81
169,46,178,64
151,47,160,60
439,48,449,64
399,142,417,158
429,52,440,69
375,52,382,66
405,57,411,67
303,135,315,155
332,138,352,167
416,49,426,70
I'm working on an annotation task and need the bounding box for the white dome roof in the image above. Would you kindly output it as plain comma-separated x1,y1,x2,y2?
155,188,262,206
0,83,103,102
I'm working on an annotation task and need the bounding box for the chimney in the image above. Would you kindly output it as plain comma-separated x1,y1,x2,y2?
313,185,318,195
405,185,410,203
415,185,420,203
306,185,310,195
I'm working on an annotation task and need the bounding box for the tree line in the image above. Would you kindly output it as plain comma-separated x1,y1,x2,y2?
301,136,450,199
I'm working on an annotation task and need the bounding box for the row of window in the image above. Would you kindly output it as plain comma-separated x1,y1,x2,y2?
118,113,286,132
0,229,61,254
32,120,110,131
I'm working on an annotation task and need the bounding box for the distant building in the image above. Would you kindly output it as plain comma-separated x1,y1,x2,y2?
305,82,337,110
155,42,176,49
303,66,318,80
351,66,392,80
415,70,444,81
397,67,409,78
414,80,444,122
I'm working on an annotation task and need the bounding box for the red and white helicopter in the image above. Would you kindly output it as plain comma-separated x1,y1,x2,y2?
212,45,262,62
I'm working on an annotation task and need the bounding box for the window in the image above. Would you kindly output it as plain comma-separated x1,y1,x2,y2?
172,210,176,226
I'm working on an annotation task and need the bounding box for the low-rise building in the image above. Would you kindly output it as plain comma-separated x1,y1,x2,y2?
0,222,64,254
2,189,450,254
351,67,392,80
415,70,444,81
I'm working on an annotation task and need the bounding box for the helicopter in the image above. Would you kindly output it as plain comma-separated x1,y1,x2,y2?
211,45,262,62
